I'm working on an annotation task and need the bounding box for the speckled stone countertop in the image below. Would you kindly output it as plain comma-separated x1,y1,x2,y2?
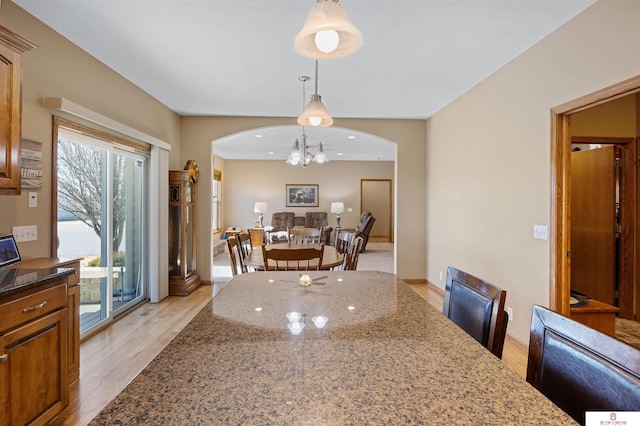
91,271,577,425
0,268,74,299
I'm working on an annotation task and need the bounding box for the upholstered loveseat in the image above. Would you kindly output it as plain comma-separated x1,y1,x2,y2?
265,212,332,245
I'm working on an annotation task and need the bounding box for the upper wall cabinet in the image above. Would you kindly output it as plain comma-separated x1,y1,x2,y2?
0,24,36,195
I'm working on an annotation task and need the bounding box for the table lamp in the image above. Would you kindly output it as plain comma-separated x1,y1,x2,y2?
254,202,268,227
331,202,344,227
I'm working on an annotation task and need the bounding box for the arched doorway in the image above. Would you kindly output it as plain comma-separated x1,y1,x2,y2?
211,124,397,280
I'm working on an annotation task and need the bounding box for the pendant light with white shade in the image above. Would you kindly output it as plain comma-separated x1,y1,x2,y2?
297,60,333,128
287,76,330,168
294,0,363,60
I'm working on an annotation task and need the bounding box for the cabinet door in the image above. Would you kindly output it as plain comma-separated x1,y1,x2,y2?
0,309,68,426
0,42,22,195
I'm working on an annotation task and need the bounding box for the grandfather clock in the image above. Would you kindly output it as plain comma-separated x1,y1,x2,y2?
168,160,202,295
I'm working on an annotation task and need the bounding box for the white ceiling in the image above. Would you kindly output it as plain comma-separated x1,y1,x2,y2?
13,0,597,161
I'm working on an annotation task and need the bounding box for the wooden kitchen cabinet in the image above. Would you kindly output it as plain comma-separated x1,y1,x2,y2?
0,277,70,426
0,24,36,195
11,257,82,384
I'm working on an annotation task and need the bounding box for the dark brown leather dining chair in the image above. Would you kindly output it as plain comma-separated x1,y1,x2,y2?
443,266,508,358
526,305,640,425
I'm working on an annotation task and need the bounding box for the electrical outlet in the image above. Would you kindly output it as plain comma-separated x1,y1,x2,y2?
507,306,514,322
439,270,443,281
533,225,548,240
13,225,37,242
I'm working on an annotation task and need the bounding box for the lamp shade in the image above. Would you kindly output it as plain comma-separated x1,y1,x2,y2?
331,202,344,214
294,0,363,59
254,202,268,213
297,94,333,127
314,142,329,163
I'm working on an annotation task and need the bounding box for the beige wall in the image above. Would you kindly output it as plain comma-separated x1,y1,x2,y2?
181,116,426,283
572,94,638,137
0,1,181,259
220,159,393,232
426,0,640,343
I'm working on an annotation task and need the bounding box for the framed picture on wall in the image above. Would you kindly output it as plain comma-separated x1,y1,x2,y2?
286,184,319,207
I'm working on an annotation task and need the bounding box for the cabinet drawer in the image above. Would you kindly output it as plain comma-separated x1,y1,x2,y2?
66,263,80,286
0,283,67,332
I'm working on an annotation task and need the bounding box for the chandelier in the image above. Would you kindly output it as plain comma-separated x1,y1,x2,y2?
286,131,328,167
287,75,329,167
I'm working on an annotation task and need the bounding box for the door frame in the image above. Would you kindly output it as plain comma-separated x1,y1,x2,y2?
551,75,640,317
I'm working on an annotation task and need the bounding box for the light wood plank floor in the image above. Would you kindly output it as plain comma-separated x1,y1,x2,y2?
51,284,217,425
52,281,528,425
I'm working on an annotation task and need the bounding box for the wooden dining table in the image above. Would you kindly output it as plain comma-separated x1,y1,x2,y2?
90,270,578,424
244,242,344,270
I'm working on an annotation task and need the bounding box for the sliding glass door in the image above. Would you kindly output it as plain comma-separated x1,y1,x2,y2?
57,129,147,334
112,150,146,313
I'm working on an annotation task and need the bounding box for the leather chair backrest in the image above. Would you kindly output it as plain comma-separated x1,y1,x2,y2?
527,305,640,425
360,215,375,236
443,266,508,358
356,212,372,233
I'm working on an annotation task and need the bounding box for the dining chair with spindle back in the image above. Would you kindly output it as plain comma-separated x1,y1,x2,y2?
235,232,253,272
343,236,364,271
262,244,325,271
289,227,323,244
335,230,355,255
226,237,244,276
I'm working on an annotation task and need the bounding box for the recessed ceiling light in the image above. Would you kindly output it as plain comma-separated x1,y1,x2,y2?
268,151,275,155
337,152,343,156
255,134,263,138
347,135,355,139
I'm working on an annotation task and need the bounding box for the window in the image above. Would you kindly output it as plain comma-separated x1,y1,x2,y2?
212,169,222,233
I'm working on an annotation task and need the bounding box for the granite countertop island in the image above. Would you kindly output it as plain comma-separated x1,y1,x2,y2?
91,271,577,425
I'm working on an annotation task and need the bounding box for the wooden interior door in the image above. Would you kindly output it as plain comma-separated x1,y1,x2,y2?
361,179,392,241
570,146,616,305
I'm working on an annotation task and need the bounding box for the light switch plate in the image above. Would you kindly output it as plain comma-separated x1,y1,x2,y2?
533,225,548,240
13,225,37,242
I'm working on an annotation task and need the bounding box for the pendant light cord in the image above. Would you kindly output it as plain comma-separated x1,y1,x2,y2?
314,60,319,95
299,75,310,137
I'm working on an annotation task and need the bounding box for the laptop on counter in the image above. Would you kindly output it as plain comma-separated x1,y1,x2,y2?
0,234,22,268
